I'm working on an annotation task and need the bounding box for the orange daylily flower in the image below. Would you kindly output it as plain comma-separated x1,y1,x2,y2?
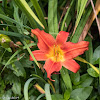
30,29,89,81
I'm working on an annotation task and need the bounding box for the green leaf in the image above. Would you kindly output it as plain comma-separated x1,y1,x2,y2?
60,67,72,91
0,49,21,74
32,74,46,83
0,42,36,74
70,86,93,100
87,68,99,77
80,74,93,87
0,30,24,37
12,79,21,95
75,0,88,29
60,77,67,94
36,94,45,100
13,2,20,23
24,77,38,100
0,6,5,14
51,94,63,100
77,0,81,17
0,14,30,30
2,89,12,100
13,61,26,78
52,74,59,93
48,0,58,35
4,72,21,96
92,46,100,64
70,72,80,85
61,0,75,31
85,36,93,68
22,40,39,67
14,0,44,29
64,89,71,100
74,56,99,75
30,96,37,100
45,83,52,100
0,77,5,97
2,0,7,9
30,0,47,30
71,6,92,43
13,1,24,34
20,57,33,68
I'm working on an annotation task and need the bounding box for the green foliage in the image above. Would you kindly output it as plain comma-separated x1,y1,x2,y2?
60,67,72,91
64,89,71,100
4,72,21,95
48,0,58,36
70,86,93,100
30,0,48,30
52,94,63,100
14,0,44,29
87,68,99,77
0,0,99,99
92,46,100,64
61,0,75,31
45,84,52,100
75,0,88,29
71,6,92,43
70,72,80,85
24,78,37,100
2,89,12,100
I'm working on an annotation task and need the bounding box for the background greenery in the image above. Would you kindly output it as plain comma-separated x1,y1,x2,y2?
0,0,100,100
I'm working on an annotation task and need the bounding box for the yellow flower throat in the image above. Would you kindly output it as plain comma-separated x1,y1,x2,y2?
46,45,65,62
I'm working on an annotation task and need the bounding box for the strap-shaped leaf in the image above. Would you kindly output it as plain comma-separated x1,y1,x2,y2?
74,56,99,74
14,0,44,29
48,0,58,36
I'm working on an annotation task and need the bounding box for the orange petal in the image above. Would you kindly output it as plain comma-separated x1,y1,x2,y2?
61,41,89,59
56,31,69,45
30,50,47,61
31,29,56,51
44,59,62,81
62,59,80,73
64,47,88,59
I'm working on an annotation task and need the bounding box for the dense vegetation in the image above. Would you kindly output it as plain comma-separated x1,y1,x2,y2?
0,0,100,100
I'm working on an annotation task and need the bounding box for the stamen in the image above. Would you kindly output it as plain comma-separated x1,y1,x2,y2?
55,45,59,62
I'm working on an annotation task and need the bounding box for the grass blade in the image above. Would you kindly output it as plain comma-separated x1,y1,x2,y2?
48,0,58,36
71,6,92,43
14,0,44,29
74,56,99,74
0,42,36,74
0,50,21,74
75,0,88,30
61,0,75,31
0,30,30,38
30,0,47,30
24,78,38,100
45,83,52,100
32,74,47,83
0,14,31,30
22,40,39,67
36,94,45,100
